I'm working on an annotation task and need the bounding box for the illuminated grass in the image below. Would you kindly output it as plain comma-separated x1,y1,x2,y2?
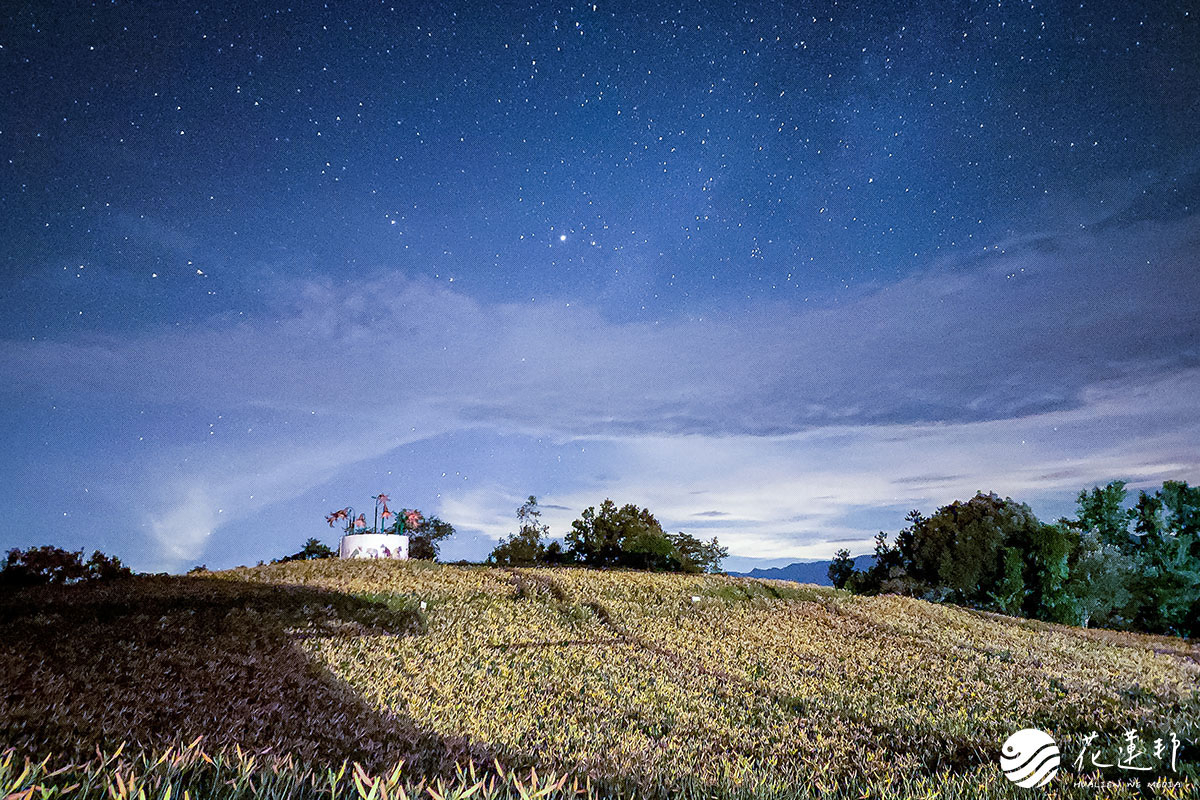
1,560,1197,798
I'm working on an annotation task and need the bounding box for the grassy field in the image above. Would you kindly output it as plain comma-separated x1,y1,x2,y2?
1,560,1197,799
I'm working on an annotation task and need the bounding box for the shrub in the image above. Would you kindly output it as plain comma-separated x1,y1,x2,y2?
0,545,132,588
275,538,337,563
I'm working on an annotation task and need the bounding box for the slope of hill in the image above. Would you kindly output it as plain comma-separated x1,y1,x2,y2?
1,560,1197,799
729,554,874,585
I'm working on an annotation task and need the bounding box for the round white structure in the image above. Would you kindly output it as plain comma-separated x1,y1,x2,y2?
339,533,409,560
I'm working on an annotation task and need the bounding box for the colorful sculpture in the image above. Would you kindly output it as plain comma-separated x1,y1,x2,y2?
327,494,416,560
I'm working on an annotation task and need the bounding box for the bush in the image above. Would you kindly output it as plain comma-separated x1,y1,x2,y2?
0,545,132,588
275,538,337,563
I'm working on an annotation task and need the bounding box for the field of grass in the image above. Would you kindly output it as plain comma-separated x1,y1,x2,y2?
1,560,1197,798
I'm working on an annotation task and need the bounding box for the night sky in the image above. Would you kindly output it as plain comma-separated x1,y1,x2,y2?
2,1,1198,572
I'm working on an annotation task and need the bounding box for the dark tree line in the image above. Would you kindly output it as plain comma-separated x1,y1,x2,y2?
828,480,1200,637
274,538,337,563
489,496,728,573
1,545,132,587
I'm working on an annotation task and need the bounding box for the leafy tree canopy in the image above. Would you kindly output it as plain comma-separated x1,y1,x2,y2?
395,512,456,561
566,499,726,573
839,481,1200,638
489,496,551,567
1,546,132,588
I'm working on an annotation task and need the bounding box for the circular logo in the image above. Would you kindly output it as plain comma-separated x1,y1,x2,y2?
1000,728,1060,788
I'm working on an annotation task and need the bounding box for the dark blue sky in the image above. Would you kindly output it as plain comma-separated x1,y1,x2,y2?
2,1,1198,572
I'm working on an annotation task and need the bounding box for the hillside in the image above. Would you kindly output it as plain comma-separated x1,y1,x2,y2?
1,560,1198,798
730,554,875,585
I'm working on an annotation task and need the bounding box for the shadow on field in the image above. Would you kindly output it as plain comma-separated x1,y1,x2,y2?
0,575,494,774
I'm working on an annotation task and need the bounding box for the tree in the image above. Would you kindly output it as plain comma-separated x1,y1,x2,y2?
489,496,550,566
1063,529,1133,628
1076,481,1134,549
618,507,677,570
852,530,918,595
543,540,568,564
1160,480,1200,539
669,531,728,573
567,500,624,566
905,493,1038,607
1135,528,1200,635
1119,483,1200,636
403,513,456,561
849,492,1070,620
1026,522,1075,624
827,549,855,590
1132,491,1167,541
835,481,1200,638
988,546,1028,616
275,537,336,563
86,549,132,581
566,499,724,572
1066,483,1137,627
1,546,132,587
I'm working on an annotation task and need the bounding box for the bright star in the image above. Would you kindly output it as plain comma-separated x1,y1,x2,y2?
559,234,567,242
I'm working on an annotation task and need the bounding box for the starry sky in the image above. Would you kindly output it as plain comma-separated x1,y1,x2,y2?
2,0,1198,572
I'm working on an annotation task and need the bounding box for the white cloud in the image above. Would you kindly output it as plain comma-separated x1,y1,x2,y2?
467,366,1200,561
439,487,528,543
147,485,219,565
3,212,1198,568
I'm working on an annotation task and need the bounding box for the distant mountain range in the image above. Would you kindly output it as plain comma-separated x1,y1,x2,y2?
728,554,874,586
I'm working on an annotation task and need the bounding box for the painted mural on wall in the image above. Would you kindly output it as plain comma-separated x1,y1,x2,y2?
338,532,409,560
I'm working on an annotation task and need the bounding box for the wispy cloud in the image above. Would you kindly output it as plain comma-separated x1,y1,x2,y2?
147,486,219,565
2,211,1198,568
